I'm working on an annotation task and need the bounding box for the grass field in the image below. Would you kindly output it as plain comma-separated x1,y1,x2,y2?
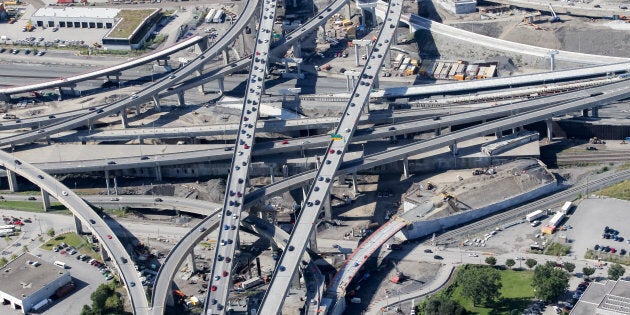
598,180,630,200
0,200,68,213
41,232,101,260
451,269,535,315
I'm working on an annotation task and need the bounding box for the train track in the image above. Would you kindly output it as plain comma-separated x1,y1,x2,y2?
557,152,630,164
434,169,630,244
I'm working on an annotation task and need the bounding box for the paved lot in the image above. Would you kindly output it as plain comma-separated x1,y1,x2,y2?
565,198,630,262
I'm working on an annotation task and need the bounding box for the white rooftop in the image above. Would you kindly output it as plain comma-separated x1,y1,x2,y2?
32,7,120,19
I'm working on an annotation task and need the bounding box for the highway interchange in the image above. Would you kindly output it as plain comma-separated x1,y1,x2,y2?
1,0,630,313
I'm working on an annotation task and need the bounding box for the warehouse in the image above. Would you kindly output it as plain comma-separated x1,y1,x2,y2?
31,7,119,29
0,253,72,314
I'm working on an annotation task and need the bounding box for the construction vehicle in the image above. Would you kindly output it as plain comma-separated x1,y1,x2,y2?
390,260,406,284
23,20,34,32
548,3,560,22
440,192,454,201
426,182,435,190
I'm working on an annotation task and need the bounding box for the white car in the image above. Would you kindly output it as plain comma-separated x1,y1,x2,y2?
61,191,68,196
468,253,478,257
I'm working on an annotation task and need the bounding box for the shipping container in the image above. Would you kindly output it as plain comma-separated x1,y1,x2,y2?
548,212,565,227
561,201,573,214
465,64,479,79
241,277,263,289
212,9,224,23
526,210,544,222
393,53,404,67
205,9,217,23
476,66,487,79
433,62,444,79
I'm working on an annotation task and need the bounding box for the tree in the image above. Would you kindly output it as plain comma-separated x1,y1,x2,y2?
608,263,626,280
583,266,596,279
9,254,16,261
21,245,28,253
532,263,570,302
458,265,502,307
525,258,538,269
563,262,576,273
47,228,55,237
83,283,126,315
0,257,7,267
505,259,516,269
420,295,467,315
485,256,497,266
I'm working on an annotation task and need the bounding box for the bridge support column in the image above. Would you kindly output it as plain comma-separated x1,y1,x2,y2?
450,142,458,156
222,49,230,65
592,107,599,118
0,93,10,103
323,190,332,220
197,38,208,52
290,267,301,289
105,170,111,195
120,110,128,128
165,289,175,307
6,169,18,192
100,242,110,262
301,185,308,204
354,44,360,67
402,157,410,179
186,249,197,273
152,95,162,112
352,172,358,195
435,128,441,136
582,109,588,117
495,129,502,139
196,69,205,94
309,226,318,252
546,119,553,143
177,91,185,106
346,76,352,91
74,215,84,235
269,165,275,184
41,188,51,212
155,165,163,181
293,41,301,58
373,75,379,89
218,78,225,94
57,87,63,100
384,49,391,69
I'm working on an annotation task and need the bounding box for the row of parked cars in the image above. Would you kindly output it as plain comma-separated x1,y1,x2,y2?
593,244,627,255
0,47,46,56
52,242,77,255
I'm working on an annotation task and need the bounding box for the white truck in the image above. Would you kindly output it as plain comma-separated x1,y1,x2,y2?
561,201,573,214
526,210,544,222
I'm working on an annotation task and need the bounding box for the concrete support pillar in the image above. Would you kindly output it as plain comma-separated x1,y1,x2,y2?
495,129,502,139
196,69,205,94
346,76,352,92
450,142,458,156
294,41,301,58
402,157,410,179
100,242,110,262
57,87,63,100
352,172,358,195
373,75,379,89
218,78,225,94
592,107,599,118
354,44,360,67
290,267,301,289
105,170,111,195
197,38,208,52
309,225,318,251
69,86,75,96
74,215,84,235
323,190,332,220
545,119,553,143
120,110,128,128
301,185,308,203
186,249,197,272
155,165,163,181
384,49,391,68
269,165,275,184
435,128,441,136
6,169,18,192
152,95,162,112
177,91,185,106
136,104,141,116
222,49,229,65
582,109,588,117
165,290,175,307
41,188,51,211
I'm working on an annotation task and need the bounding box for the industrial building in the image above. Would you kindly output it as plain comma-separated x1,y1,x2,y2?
102,8,162,50
437,0,477,14
0,253,72,314
572,280,630,315
31,7,119,29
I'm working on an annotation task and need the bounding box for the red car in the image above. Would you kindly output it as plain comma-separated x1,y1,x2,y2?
282,140,289,144
329,149,335,154
222,270,228,277
211,286,217,292
107,235,113,239
243,144,250,149
13,221,23,226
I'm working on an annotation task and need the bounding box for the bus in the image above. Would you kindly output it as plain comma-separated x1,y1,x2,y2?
53,261,66,269
240,277,262,289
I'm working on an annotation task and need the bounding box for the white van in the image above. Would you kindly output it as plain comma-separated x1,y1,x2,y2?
53,261,66,269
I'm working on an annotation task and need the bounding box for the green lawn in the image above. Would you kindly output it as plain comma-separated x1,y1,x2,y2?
598,180,630,200
41,232,101,260
451,269,535,315
0,200,68,213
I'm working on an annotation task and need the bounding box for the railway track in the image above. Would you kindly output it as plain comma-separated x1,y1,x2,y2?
434,169,630,244
557,153,630,163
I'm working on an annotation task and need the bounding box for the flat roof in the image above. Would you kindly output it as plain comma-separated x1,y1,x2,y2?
571,280,630,315
105,9,158,39
32,7,120,19
0,253,69,299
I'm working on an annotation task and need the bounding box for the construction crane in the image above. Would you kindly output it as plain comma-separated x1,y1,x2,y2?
390,260,406,284
548,3,561,22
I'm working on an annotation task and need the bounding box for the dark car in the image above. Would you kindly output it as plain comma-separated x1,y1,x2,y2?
154,198,162,202
433,255,443,260
89,219,96,224
424,249,433,253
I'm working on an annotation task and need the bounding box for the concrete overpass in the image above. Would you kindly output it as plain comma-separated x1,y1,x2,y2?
486,0,630,18
204,0,278,312
258,0,404,313
0,35,206,101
